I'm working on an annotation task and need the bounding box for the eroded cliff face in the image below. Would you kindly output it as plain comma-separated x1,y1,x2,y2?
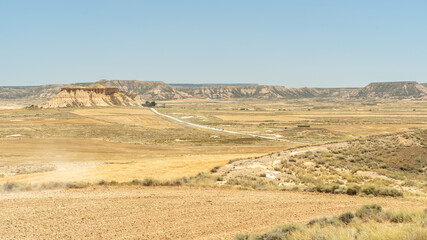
3,80,427,104
355,81,427,98
37,84,142,108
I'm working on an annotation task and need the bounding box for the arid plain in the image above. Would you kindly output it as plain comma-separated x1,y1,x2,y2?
0,97,426,239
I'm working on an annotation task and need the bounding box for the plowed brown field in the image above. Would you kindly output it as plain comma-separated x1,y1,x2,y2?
1,187,424,240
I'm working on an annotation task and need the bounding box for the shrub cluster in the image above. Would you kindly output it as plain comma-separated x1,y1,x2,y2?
305,184,403,197
0,172,222,192
235,204,427,240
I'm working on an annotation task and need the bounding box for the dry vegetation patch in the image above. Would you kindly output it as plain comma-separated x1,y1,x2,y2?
236,204,427,240
216,130,426,197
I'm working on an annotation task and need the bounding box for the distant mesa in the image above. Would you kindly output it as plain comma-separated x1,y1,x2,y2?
96,80,426,100
34,84,142,108
1,80,426,105
355,81,426,99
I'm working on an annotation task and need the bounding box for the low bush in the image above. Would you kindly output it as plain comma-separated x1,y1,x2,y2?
338,211,354,224
142,178,160,186
254,225,298,240
361,185,403,197
236,205,427,240
66,182,89,189
346,185,361,195
210,166,220,173
355,204,383,220
389,211,415,223
234,235,249,240
1,182,32,191
307,217,328,227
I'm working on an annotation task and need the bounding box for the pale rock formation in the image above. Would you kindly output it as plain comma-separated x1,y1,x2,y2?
36,84,142,108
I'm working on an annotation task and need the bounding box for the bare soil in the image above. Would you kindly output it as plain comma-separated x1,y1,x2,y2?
0,187,424,240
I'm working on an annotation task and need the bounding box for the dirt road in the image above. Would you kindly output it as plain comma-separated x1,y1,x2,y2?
1,187,424,240
150,108,306,144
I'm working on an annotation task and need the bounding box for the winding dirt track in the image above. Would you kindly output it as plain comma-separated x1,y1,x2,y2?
1,187,424,240
150,108,306,144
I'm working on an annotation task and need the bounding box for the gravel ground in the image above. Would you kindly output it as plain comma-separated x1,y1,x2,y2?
0,186,425,240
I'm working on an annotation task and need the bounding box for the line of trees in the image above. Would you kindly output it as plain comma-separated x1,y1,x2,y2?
143,101,157,107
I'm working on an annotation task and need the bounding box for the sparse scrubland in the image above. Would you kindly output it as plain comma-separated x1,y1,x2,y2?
0,172,220,192
0,98,426,239
235,204,427,240
217,130,426,198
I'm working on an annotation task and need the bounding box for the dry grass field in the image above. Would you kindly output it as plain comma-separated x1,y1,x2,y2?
160,98,426,143
0,99,425,184
0,138,283,183
0,107,288,184
72,108,182,129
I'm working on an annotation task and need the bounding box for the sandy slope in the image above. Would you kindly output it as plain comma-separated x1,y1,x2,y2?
0,187,424,240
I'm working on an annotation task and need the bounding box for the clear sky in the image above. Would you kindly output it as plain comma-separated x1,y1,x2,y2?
1,1,426,87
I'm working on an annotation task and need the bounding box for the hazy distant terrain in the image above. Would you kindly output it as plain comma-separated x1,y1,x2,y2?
1,80,426,104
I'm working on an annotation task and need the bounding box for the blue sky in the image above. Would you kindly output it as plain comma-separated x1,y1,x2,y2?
1,1,426,87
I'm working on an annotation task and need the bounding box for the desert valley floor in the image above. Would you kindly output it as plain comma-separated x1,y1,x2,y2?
0,97,426,239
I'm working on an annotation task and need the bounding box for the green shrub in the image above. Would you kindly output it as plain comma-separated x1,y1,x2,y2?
333,187,347,194
355,204,383,220
234,234,249,240
130,179,142,185
142,178,160,186
307,217,328,227
338,211,354,224
360,185,403,197
2,182,32,191
210,166,220,173
66,182,89,189
389,212,414,223
377,187,403,197
97,180,108,185
346,185,361,195
361,185,376,195
254,225,298,240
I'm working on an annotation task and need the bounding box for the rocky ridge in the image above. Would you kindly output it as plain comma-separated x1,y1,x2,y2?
1,80,426,103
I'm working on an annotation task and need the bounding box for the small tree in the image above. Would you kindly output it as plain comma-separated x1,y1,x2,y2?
143,100,157,107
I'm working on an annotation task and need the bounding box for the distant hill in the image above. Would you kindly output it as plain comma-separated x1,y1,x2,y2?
0,82,93,102
35,84,142,108
169,83,258,87
355,81,426,98
97,80,191,100
174,85,356,99
96,81,358,99
0,85,63,100
1,80,425,103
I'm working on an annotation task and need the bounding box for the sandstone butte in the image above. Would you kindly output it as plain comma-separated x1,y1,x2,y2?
36,83,142,108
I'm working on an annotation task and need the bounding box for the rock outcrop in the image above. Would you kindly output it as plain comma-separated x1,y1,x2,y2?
37,84,142,108
355,81,427,99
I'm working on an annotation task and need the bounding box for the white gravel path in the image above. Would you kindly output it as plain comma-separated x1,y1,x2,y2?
150,108,306,144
